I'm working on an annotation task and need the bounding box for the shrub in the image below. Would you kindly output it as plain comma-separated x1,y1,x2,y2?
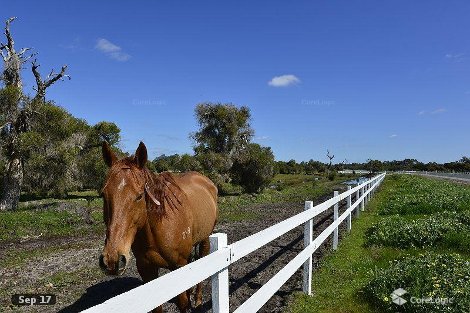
362,253,470,313
217,182,243,196
231,143,275,193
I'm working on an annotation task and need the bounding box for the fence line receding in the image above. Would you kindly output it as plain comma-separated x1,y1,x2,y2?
83,173,386,313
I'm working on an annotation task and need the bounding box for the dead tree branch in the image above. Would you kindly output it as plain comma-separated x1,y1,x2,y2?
326,149,335,169
1,17,34,88
4,17,16,52
32,59,70,101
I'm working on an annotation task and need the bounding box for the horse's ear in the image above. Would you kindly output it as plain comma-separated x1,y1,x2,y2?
102,141,117,167
135,141,148,169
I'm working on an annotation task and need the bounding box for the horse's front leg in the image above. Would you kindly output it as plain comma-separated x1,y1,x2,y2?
194,238,210,309
173,259,192,313
136,258,162,313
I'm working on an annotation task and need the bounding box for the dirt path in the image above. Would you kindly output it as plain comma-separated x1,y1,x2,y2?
418,173,470,185
1,185,355,312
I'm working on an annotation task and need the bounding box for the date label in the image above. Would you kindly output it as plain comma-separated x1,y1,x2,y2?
11,294,56,306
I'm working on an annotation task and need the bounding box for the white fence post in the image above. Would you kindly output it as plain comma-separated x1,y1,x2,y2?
210,233,229,313
346,186,352,232
364,184,367,203
361,186,365,211
355,183,360,218
333,191,339,250
303,201,313,295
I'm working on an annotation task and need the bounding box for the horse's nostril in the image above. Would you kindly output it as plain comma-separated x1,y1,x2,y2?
118,255,127,272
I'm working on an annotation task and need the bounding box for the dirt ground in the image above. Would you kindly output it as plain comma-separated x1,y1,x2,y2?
1,184,357,313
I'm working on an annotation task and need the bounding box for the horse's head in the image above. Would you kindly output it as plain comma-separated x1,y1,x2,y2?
98,141,157,275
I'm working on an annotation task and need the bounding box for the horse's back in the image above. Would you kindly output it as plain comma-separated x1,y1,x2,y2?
174,171,218,242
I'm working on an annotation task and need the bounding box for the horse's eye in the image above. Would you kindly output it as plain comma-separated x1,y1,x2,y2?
135,193,144,201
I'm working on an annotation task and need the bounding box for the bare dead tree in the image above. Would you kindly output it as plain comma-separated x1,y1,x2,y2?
0,17,70,210
326,149,335,169
0,17,34,89
32,60,70,102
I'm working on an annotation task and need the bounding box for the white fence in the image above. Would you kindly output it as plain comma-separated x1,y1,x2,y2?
83,173,386,313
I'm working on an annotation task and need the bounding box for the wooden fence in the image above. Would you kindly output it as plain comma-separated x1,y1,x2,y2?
83,173,386,313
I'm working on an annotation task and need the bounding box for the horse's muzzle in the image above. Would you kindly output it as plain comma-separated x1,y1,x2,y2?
99,254,127,276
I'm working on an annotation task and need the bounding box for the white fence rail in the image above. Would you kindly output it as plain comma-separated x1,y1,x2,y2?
83,173,386,313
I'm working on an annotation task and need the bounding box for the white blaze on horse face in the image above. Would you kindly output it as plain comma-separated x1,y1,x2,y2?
118,178,126,191
182,227,191,239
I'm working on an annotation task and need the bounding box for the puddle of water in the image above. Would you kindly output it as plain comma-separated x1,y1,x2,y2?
343,177,368,185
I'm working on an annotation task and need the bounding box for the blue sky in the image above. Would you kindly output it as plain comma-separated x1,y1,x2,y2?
3,1,469,163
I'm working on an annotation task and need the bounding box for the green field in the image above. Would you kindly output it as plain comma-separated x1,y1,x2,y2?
290,174,470,313
0,173,354,243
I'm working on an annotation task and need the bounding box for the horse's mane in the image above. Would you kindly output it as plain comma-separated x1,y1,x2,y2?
144,170,187,218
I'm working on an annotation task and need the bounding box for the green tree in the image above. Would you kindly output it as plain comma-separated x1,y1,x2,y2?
192,103,253,157
77,121,121,191
176,154,202,172
195,151,232,188
367,159,384,174
191,102,254,187
231,143,275,193
152,154,181,172
19,103,121,197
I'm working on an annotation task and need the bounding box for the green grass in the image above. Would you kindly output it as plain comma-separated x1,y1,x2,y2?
0,207,104,242
290,186,401,313
218,208,260,222
290,175,470,313
0,173,355,242
218,173,354,211
378,174,470,215
365,211,470,250
0,246,55,268
217,173,357,222
363,252,470,313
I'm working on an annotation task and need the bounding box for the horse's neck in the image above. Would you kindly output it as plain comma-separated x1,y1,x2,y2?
133,219,153,251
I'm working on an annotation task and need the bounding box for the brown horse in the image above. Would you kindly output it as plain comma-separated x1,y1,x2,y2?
99,141,218,312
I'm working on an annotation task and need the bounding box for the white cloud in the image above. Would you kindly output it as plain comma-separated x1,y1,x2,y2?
268,74,300,87
431,108,446,114
389,134,398,138
445,53,465,62
95,38,131,62
96,38,120,53
419,108,447,115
